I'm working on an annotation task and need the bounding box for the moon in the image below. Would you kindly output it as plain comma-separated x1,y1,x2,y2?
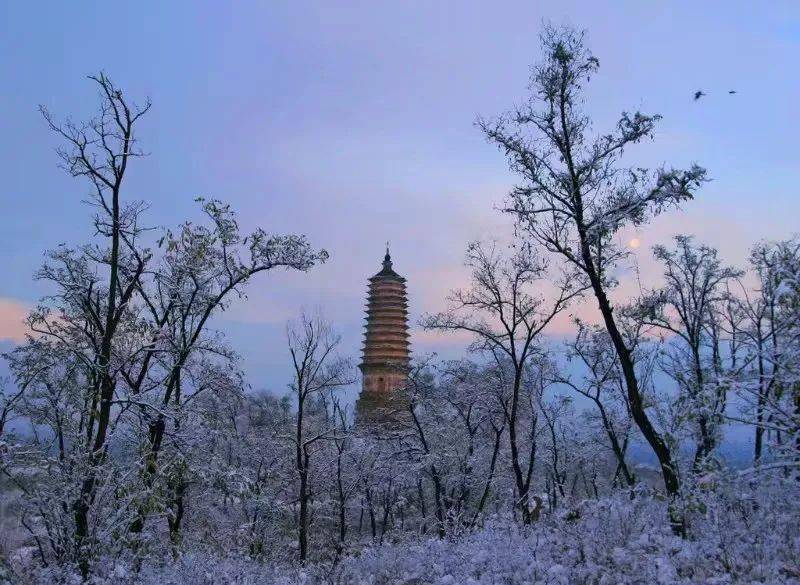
629,237,641,249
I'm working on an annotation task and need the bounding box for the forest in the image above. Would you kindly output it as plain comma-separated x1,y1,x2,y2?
0,25,798,585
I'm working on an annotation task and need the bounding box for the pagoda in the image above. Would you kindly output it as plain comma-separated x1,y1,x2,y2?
356,246,410,423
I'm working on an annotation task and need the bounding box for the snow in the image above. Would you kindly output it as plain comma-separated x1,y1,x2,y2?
16,475,799,585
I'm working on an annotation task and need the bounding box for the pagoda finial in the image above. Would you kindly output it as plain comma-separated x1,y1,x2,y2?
383,241,392,269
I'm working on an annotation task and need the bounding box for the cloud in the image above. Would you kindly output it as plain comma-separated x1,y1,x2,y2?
0,298,29,343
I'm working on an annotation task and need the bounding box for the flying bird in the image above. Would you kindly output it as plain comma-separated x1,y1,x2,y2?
694,90,706,101
728,90,737,94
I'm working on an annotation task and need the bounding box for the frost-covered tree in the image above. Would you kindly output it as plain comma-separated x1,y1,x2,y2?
0,378,25,440
286,314,353,561
539,395,590,507
735,238,800,470
400,360,501,534
1,73,328,573
422,240,580,523
555,321,636,488
479,25,706,533
227,392,295,559
437,361,508,527
641,236,741,472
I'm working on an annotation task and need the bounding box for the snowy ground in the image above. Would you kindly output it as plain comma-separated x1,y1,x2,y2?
19,476,800,585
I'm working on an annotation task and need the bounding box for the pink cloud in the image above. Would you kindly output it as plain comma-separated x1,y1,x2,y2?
411,326,474,349
0,298,30,343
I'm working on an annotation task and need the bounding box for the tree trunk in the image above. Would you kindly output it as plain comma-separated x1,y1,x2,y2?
507,368,534,524
472,424,504,526
580,237,684,535
298,466,309,561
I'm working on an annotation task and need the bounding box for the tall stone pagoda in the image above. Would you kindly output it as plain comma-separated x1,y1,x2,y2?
356,246,411,423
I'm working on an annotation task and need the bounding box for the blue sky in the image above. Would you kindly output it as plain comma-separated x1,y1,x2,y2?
1,1,799,399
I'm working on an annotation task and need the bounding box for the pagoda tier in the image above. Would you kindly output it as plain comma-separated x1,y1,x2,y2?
358,252,411,373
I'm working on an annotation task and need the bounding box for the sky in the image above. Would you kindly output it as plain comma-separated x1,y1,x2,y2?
1,1,799,403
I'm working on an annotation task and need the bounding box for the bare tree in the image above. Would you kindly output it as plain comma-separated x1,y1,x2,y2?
229,391,295,558
736,238,800,469
287,314,353,561
0,377,27,439
479,25,706,533
438,361,507,527
540,395,578,509
327,395,371,553
555,321,636,488
403,362,449,536
125,197,328,540
3,73,328,572
641,236,741,472
423,240,580,522
37,74,152,571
